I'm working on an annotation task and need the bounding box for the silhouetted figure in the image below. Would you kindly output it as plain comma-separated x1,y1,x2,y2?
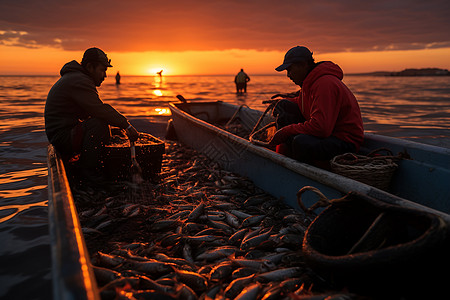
45,47,139,182
270,45,364,164
115,71,121,85
234,68,250,94
157,70,163,78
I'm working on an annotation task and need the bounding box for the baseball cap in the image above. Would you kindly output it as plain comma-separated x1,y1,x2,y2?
81,47,113,67
275,46,313,71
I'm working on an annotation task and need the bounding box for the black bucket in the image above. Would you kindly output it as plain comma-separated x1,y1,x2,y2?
103,133,165,181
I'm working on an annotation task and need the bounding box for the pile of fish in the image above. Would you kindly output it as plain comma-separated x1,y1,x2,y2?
73,141,355,300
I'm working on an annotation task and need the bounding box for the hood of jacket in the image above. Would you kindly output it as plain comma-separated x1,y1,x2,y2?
60,60,90,77
303,61,344,89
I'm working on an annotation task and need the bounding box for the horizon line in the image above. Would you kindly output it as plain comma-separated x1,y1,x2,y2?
1,67,448,77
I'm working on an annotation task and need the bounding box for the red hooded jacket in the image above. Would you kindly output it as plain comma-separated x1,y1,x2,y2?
280,61,364,150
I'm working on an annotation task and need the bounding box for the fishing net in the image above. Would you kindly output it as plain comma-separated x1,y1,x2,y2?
249,122,277,148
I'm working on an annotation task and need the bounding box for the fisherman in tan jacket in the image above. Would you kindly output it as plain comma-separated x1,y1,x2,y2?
45,47,139,181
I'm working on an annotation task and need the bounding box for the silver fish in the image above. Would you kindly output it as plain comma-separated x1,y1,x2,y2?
174,282,198,300
230,209,252,219
182,222,207,233
208,219,234,233
256,267,303,282
228,228,249,245
230,257,275,271
196,246,239,262
91,266,121,285
168,210,190,220
82,227,102,235
95,219,113,231
206,213,226,222
224,211,240,228
261,286,282,300
244,195,268,206
138,275,175,294
224,274,255,298
95,251,126,268
240,230,273,251
182,243,195,265
235,282,262,300
174,268,208,293
241,215,266,227
187,201,205,221
185,235,219,243
154,253,193,267
194,228,226,237
278,277,305,292
149,219,179,231
242,227,263,244
209,260,234,282
126,259,174,275
99,276,140,291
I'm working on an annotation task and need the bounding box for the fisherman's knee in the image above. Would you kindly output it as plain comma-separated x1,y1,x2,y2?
291,134,320,162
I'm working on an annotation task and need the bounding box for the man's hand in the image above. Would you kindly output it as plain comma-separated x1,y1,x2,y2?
126,125,140,142
269,128,291,145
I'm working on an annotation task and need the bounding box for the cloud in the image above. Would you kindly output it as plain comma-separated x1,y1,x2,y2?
0,0,449,54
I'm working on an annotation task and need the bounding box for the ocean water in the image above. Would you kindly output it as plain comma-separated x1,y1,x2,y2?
0,74,449,299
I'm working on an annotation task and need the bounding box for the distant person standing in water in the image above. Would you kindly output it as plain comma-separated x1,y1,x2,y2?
234,68,250,94
115,71,121,85
270,45,364,165
45,47,139,181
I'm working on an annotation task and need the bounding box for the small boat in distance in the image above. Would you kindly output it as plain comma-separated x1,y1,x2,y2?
169,100,450,221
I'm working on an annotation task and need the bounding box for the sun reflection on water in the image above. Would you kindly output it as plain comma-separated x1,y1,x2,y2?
0,200,48,223
153,89,163,97
154,107,170,115
0,167,47,185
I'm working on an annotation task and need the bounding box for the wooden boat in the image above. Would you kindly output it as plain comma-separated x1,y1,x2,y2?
47,106,449,298
169,101,450,221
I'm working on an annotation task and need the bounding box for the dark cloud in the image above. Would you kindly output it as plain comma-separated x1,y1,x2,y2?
0,0,449,53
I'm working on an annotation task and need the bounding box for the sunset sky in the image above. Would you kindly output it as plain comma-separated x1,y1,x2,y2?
0,0,449,75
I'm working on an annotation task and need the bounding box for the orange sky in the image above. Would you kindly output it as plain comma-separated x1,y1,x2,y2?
1,1,449,75
1,45,449,76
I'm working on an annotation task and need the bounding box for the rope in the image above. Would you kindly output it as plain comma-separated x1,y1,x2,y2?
296,186,350,214
225,104,248,130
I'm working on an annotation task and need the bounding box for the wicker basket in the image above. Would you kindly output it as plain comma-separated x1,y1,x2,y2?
330,149,398,191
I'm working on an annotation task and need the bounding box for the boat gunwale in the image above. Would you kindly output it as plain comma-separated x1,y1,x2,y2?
47,144,100,300
169,101,450,222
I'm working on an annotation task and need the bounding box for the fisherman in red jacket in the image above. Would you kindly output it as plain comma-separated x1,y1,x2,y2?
270,46,364,164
